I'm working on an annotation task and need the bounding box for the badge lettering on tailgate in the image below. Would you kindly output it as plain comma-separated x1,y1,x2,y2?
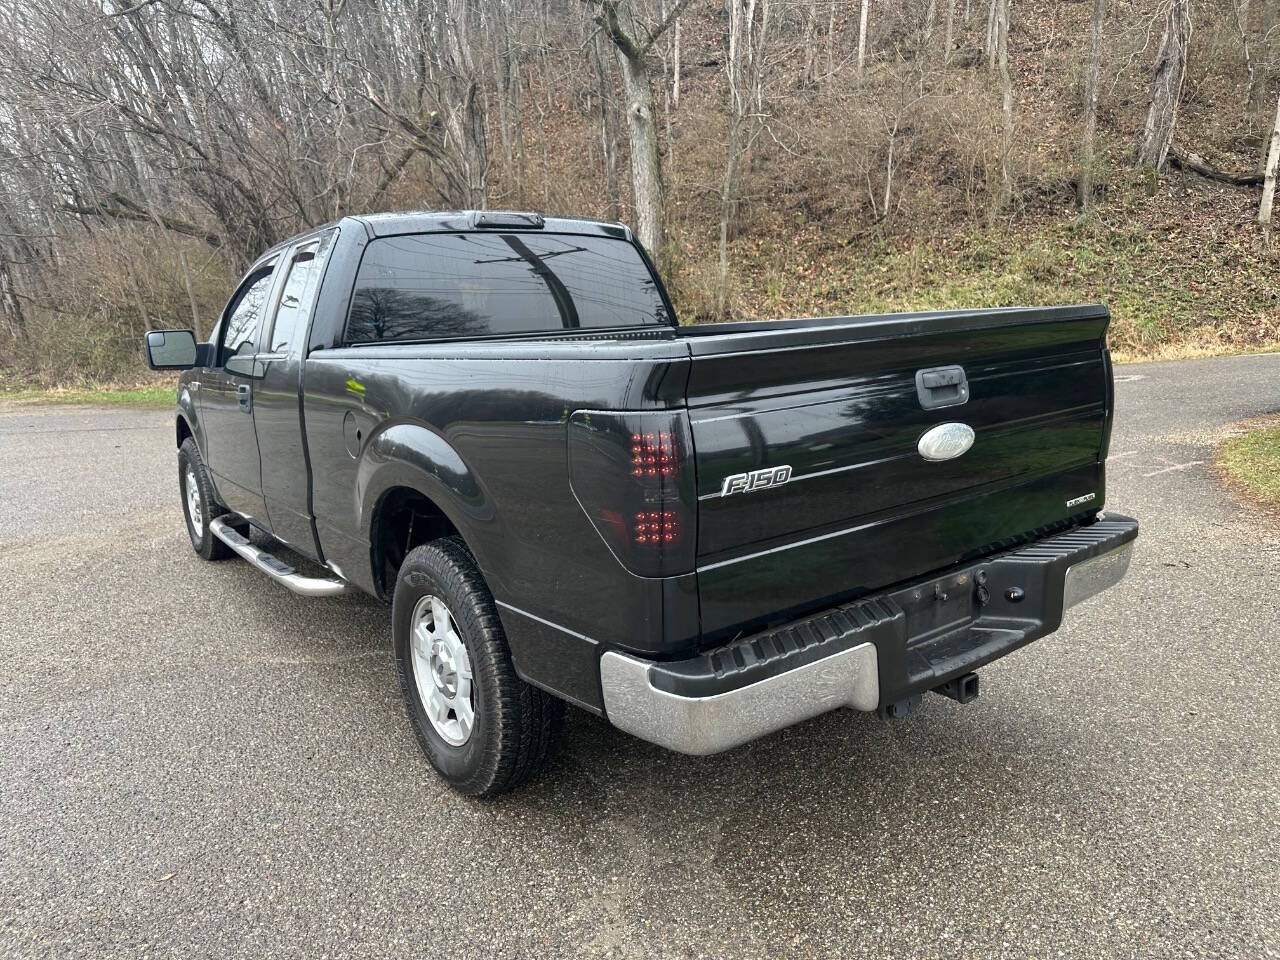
721,465,793,497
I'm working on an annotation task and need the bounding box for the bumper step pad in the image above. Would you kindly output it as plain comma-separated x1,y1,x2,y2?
649,597,902,699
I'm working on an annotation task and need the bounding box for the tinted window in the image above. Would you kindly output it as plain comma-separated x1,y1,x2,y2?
267,240,322,353
345,232,670,344
221,262,276,367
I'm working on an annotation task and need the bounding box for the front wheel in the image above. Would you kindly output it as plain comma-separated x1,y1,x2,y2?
393,537,563,796
178,437,231,561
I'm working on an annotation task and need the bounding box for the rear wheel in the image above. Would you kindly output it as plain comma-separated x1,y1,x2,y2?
393,537,563,796
178,437,231,561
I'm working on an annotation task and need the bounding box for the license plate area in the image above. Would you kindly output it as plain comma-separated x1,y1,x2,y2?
897,567,980,647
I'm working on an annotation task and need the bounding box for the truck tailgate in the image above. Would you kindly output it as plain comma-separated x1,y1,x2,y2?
682,306,1112,641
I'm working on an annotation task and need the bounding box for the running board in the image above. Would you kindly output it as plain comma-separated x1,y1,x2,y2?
209,517,351,598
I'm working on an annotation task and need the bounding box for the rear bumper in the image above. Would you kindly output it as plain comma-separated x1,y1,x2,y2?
600,514,1137,755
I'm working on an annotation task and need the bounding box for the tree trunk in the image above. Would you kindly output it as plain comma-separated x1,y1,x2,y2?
986,0,998,69
1080,0,1106,210
1135,0,1191,172
442,0,488,208
944,0,956,64
0,254,28,346
1237,0,1258,125
804,0,819,85
719,0,747,318
593,32,623,222
1260,92,1280,226
993,0,1014,218
673,13,682,108
614,36,665,253
1254,0,1278,146
826,0,837,90
856,0,870,77
594,0,692,256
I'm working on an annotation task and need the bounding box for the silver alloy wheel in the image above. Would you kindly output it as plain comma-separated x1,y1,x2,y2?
185,466,203,531
410,595,475,746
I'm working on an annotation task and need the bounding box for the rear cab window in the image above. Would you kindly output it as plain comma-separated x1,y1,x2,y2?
344,232,672,344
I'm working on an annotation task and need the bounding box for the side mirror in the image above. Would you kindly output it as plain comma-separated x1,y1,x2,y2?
144,329,199,370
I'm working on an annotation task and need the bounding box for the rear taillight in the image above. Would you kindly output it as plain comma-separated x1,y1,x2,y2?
568,410,696,577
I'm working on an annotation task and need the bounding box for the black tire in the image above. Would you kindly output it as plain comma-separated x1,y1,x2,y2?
393,537,563,796
178,437,231,561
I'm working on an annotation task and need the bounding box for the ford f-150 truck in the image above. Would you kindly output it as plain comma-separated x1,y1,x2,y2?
144,210,1138,796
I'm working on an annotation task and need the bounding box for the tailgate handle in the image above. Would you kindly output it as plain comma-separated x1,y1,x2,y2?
915,365,969,410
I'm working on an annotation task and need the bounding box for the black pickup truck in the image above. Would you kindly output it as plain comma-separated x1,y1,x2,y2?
144,210,1137,796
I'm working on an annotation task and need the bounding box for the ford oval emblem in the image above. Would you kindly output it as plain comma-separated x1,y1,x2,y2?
918,422,975,461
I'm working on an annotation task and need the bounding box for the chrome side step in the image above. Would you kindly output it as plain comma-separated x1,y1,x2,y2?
209,517,351,598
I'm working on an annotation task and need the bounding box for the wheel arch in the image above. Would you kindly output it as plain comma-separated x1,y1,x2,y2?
176,413,193,449
357,423,496,600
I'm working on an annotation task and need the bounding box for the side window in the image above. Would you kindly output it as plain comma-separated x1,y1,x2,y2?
265,240,322,354
220,260,277,373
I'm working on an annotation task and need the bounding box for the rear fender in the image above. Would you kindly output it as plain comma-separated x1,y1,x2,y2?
354,422,496,569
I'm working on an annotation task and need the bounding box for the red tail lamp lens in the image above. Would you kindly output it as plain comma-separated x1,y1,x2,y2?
632,510,679,545
630,432,680,478
569,410,696,577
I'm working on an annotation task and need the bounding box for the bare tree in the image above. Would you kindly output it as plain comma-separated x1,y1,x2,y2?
592,30,624,220
1252,0,1279,138
440,0,490,208
993,0,1014,217
717,0,771,316
672,6,683,108
944,0,957,64
1080,0,1106,210
589,0,696,255
719,0,749,317
0,254,27,346
986,0,999,68
857,0,871,78
805,0,820,85
1237,0,1259,125
3,0,1279,382
1135,0,1192,172
1261,91,1280,227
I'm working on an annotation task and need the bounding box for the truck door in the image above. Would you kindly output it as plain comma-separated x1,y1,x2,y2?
201,256,281,522
251,233,332,557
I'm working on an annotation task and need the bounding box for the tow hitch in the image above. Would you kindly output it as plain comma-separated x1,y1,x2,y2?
932,672,981,704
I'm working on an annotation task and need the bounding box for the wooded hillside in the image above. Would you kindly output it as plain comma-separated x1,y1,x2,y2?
1,0,1277,383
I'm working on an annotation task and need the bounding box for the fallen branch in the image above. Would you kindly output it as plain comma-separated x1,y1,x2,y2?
1167,145,1264,187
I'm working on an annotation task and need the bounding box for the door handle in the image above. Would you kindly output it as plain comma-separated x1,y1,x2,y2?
237,383,252,413
915,365,969,410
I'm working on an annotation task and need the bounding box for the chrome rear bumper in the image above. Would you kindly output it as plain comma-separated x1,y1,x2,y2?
600,514,1138,755
1064,540,1134,609
600,642,879,756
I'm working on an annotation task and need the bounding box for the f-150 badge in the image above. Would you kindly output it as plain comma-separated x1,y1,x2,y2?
721,465,793,496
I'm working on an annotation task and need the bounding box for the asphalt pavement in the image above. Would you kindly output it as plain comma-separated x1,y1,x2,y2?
2,352,1278,959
